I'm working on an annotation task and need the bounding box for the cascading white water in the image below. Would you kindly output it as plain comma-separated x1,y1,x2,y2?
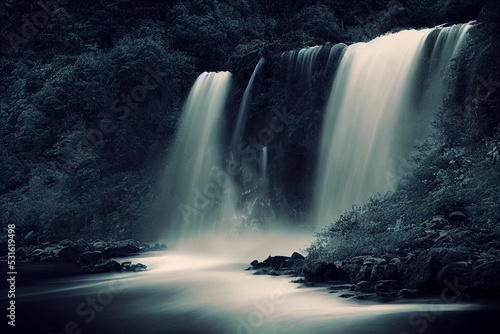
231,58,266,151
313,23,473,227
261,146,268,178
294,46,322,79
284,44,347,78
162,71,240,242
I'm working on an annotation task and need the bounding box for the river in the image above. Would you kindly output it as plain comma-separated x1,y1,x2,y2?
2,235,499,334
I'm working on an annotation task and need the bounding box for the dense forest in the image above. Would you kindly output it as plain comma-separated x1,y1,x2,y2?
0,0,499,255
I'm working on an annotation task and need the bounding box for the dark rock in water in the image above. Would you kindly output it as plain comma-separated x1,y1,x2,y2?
93,260,122,273
340,256,386,283
121,261,147,271
382,258,405,281
339,293,355,298
249,254,304,276
103,239,141,257
468,260,500,296
24,231,36,245
282,269,295,275
291,252,305,260
449,211,467,224
121,261,132,270
341,263,361,282
302,262,348,282
56,246,84,262
355,281,374,293
132,263,147,271
79,260,122,273
404,248,465,292
354,261,374,283
79,251,103,264
370,261,388,282
374,280,400,292
291,278,305,283
263,255,293,269
400,288,417,298
437,261,469,289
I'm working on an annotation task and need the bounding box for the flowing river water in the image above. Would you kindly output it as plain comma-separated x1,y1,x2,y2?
3,235,499,334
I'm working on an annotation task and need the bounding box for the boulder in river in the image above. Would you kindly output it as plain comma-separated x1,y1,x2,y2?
102,239,142,257
122,261,147,271
249,252,305,275
355,281,374,293
436,261,469,289
56,246,84,262
79,251,104,264
399,288,417,298
95,260,122,272
302,261,348,282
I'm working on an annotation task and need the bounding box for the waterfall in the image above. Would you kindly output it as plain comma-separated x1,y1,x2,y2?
231,58,266,151
284,44,346,83
261,146,268,179
312,23,473,227
287,46,323,80
162,71,239,242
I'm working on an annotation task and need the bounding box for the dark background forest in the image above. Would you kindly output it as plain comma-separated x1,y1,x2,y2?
0,0,499,250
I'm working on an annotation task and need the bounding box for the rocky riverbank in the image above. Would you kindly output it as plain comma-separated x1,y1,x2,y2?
248,246,500,302
0,236,166,273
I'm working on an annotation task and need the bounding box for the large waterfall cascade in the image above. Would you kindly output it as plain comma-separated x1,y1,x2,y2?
312,23,473,227
162,23,473,242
